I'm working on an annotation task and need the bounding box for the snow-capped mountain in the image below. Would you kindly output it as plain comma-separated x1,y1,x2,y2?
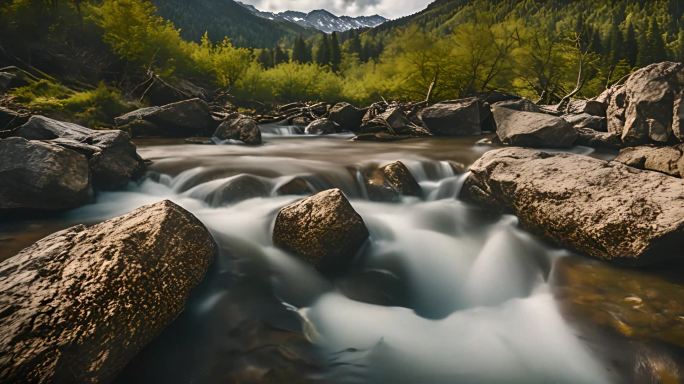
237,2,387,33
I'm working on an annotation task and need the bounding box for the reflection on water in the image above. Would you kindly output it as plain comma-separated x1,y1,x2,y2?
2,134,629,383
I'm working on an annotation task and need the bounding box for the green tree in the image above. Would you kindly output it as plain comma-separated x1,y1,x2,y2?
315,34,330,66
292,36,307,63
329,32,342,72
624,22,638,66
274,44,289,65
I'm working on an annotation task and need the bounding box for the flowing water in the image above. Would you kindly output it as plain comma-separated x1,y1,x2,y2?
0,130,649,383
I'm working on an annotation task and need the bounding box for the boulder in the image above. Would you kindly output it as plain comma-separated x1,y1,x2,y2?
563,113,607,132
362,107,411,134
213,116,262,145
461,148,684,264
203,174,270,206
291,116,311,127
275,177,315,196
419,98,483,136
15,115,146,190
0,138,91,211
614,145,683,178
0,107,28,132
328,102,364,132
565,99,607,117
272,189,369,274
365,161,422,201
305,118,337,135
492,107,578,148
574,128,621,149
606,62,684,145
115,98,218,137
0,200,216,383
492,98,560,115
143,76,209,106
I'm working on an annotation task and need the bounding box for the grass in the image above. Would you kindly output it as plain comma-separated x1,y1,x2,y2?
9,80,135,127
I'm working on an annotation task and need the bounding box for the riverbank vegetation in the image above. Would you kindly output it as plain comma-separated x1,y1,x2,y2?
1,0,683,125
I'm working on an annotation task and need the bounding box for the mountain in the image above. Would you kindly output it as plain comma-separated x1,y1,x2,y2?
151,0,317,48
237,3,387,33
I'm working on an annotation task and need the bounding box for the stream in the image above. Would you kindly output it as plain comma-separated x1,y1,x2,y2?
0,129,667,383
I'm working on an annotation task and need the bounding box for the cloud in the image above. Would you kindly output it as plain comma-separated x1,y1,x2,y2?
240,0,431,19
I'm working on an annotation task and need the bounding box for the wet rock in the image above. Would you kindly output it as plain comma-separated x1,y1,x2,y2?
361,107,411,134
365,161,422,201
204,174,270,206
0,137,91,211
0,200,216,383
115,98,218,138
614,145,684,178
0,107,28,132
563,113,607,132
291,116,310,126
328,102,364,132
492,107,578,148
15,115,146,190
554,257,684,349
184,137,213,145
276,177,315,195
144,76,209,106
566,99,607,117
606,62,684,145
419,98,483,136
461,148,684,264
213,116,262,145
574,128,622,149
352,132,412,142
272,189,369,274
304,118,337,135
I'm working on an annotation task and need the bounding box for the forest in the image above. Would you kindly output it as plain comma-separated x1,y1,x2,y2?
1,0,683,126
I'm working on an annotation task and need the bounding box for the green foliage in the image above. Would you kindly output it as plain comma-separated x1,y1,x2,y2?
10,80,132,127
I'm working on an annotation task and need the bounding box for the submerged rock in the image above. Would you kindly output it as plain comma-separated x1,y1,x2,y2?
272,189,369,274
554,257,684,350
606,62,684,145
115,98,218,138
276,177,315,195
0,137,92,211
204,174,270,206
213,116,262,145
328,102,364,132
461,148,684,264
365,161,422,201
614,145,684,178
15,115,146,190
304,118,337,135
0,200,216,383
492,107,577,148
419,98,483,136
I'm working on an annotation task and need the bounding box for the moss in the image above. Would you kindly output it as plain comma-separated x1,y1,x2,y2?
9,80,135,127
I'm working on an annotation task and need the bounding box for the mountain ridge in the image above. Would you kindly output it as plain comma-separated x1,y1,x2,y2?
237,2,388,33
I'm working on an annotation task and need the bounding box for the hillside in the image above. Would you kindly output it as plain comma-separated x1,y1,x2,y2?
151,0,318,47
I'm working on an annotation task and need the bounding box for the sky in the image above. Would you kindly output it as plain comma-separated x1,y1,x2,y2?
238,0,433,19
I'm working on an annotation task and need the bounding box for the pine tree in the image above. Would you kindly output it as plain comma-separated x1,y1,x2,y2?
624,22,638,66
315,34,330,66
675,29,684,62
349,33,362,56
274,45,288,65
329,32,342,72
636,28,651,67
647,17,667,62
607,23,623,63
292,36,307,63
258,48,274,68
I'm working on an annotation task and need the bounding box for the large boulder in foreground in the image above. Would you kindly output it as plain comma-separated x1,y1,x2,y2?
461,148,684,264
0,137,91,211
419,98,484,136
273,189,369,274
0,200,216,383
15,115,146,190
614,144,683,178
492,107,578,148
606,62,684,145
213,116,262,145
328,102,364,132
115,98,218,138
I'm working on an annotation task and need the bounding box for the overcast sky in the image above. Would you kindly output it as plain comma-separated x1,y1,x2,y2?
239,0,433,19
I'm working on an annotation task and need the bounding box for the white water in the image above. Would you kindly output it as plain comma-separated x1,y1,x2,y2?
66,137,614,383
